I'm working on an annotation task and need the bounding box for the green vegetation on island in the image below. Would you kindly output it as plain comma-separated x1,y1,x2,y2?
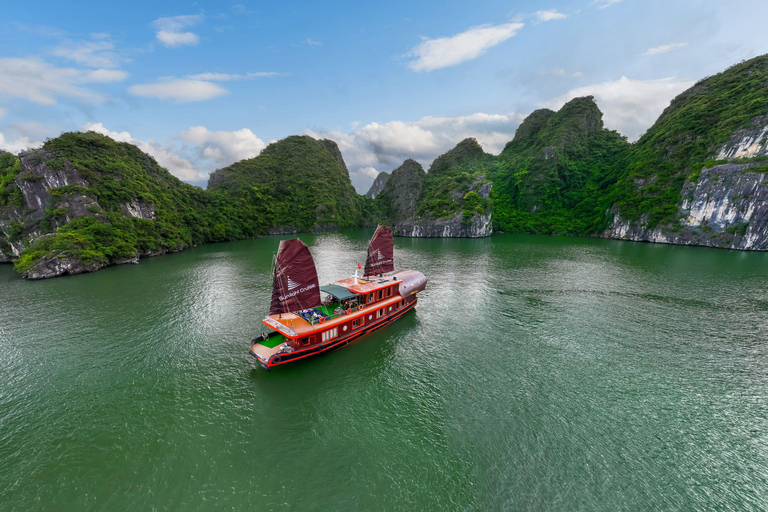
3,54,768,278
611,55,768,228
209,135,362,231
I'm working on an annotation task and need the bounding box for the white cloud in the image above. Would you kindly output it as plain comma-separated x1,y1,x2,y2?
82,122,203,182
186,71,284,81
407,22,524,72
307,112,524,191
0,132,43,154
0,57,111,105
535,10,567,22
305,38,322,46
84,69,130,83
153,14,203,33
178,126,266,163
544,68,582,77
248,72,284,78
187,72,242,81
4,122,56,141
128,79,228,102
358,166,380,180
592,0,622,8
643,42,688,56
51,39,123,68
153,15,203,48
157,31,200,47
544,76,695,141
80,123,270,184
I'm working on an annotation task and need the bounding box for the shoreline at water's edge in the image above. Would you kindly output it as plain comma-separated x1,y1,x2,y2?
10,227,768,281
597,233,768,252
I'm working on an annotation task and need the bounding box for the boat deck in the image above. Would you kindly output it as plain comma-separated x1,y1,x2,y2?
250,341,283,361
264,295,404,338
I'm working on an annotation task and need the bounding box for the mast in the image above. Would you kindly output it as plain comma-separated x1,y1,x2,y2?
269,239,321,315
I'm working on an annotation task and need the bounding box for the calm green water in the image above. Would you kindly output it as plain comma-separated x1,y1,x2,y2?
1,232,768,510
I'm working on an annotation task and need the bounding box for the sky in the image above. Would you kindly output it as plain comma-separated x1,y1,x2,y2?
1,0,767,192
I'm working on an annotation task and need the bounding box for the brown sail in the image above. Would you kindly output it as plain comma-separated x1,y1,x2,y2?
269,239,321,315
364,225,394,277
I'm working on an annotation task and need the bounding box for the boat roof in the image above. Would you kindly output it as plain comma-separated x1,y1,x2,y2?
332,276,402,295
320,284,358,301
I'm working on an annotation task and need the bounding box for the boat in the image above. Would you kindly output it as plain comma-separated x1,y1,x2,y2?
249,226,426,370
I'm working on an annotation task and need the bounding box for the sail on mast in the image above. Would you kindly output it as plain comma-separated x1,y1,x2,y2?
269,239,321,315
364,225,394,277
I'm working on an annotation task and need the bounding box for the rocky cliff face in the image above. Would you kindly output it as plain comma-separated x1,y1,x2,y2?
392,180,493,238
374,150,493,238
716,115,768,160
365,172,390,199
0,135,178,278
1,149,105,265
605,55,768,250
376,159,426,223
605,161,768,249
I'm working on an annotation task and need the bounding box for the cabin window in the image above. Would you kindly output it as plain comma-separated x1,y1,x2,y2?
343,324,348,332
376,309,384,319
400,300,405,307
301,335,315,346
377,290,383,300
353,317,363,328
322,327,338,342
368,293,374,303
386,286,392,297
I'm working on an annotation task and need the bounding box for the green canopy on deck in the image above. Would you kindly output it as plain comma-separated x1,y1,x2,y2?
320,285,358,301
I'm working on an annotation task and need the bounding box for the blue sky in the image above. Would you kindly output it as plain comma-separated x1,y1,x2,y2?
1,0,767,191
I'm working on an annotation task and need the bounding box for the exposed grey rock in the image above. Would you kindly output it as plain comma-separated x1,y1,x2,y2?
393,211,492,238
604,162,768,250
365,172,390,199
266,222,341,235
717,115,768,160
267,226,299,235
377,159,426,223
15,150,89,211
24,255,104,280
23,254,141,280
120,200,155,220
392,178,493,238
0,148,161,274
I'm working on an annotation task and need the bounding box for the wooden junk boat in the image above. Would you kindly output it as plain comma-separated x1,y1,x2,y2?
250,226,426,370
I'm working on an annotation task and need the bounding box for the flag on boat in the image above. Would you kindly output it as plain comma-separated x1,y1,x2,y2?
270,239,321,315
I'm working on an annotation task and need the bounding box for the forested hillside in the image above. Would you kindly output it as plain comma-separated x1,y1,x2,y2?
4,54,768,279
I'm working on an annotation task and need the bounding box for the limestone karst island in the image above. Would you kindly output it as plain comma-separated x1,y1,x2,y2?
3,55,768,278
2,1,768,510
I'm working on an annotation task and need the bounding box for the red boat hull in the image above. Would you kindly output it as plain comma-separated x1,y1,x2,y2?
250,298,417,369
